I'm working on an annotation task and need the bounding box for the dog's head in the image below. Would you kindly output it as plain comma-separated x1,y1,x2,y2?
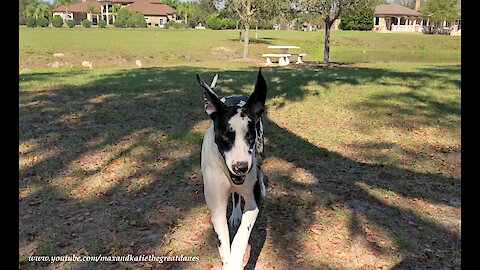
197,69,267,185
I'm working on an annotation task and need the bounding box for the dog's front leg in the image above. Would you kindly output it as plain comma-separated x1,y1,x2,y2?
207,193,231,268
227,195,259,270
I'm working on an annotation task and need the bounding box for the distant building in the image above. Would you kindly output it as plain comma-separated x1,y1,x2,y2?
373,0,461,35
52,0,178,27
373,2,425,33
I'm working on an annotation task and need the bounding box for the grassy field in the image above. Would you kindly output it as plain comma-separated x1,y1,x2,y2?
19,27,460,70
19,27,460,270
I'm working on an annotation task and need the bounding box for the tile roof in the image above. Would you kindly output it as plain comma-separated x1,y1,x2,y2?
53,0,178,16
374,3,423,17
53,0,101,13
126,0,178,16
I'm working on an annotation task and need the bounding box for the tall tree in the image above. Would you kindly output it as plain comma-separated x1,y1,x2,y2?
298,0,367,65
177,1,195,25
191,0,219,26
34,3,50,19
228,0,282,59
162,0,181,9
422,0,460,26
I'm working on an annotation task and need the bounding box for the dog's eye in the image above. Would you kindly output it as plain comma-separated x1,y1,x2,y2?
221,132,233,142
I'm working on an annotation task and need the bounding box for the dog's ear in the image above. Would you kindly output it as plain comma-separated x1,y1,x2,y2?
197,73,224,119
210,74,218,89
244,68,267,117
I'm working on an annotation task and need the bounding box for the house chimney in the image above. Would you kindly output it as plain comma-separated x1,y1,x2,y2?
415,0,421,11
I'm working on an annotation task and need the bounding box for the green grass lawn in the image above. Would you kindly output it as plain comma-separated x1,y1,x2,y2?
19,27,460,269
19,27,460,70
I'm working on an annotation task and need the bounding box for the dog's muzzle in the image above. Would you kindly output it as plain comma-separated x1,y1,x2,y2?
229,171,246,185
229,161,249,185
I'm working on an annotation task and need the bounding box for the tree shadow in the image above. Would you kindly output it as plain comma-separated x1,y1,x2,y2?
19,64,460,269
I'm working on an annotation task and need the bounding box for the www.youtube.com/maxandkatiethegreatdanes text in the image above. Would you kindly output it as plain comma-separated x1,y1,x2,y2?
27,254,200,264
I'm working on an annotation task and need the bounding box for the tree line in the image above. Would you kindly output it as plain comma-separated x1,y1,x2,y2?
19,0,460,65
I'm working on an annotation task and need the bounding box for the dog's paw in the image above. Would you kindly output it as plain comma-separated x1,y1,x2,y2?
228,210,242,228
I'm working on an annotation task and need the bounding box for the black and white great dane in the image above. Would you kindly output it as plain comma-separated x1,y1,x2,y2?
196,69,267,269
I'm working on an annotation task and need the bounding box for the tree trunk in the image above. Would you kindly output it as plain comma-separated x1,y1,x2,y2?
323,19,333,66
243,23,250,59
255,24,258,40
185,13,188,25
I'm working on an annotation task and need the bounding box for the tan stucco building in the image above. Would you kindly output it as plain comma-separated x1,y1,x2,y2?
52,0,178,27
373,0,461,35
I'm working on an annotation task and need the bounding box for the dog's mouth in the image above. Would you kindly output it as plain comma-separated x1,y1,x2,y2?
228,171,246,185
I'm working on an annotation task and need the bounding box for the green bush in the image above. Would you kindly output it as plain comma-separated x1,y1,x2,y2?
98,19,107,28
133,12,147,28
52,15,63,28
82,19,91,28
206,14,222,30
113,21,123,28
114,8,131,28
206,14,236,30
27,17,37,28
37,17,49,27
339,5,374,31
166,20,179,29
126,18,136,28
67,19,76,28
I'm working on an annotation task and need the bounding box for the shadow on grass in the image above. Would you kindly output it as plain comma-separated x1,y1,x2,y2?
227,37,278,45
19,64,460,269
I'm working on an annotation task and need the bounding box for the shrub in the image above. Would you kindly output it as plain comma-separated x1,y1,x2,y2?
166,20,179,29
37,17,49,27
98,19,107,28
114,8,131,28
67,19,76,28
82,19,92,28
137,19,147,28
133,12,147,28
206,14,236,30
113,20,124,28
126,18,136,28
206,14,223,30
27,17,37,28
52,15,63,28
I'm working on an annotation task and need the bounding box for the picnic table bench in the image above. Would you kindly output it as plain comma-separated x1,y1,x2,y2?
261,53,291,66
262,46,307,66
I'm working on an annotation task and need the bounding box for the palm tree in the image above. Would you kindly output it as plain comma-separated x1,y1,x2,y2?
84,4,99,23
177,1,194,25
25,3,37,19
54,0,73,23
34,3,50,19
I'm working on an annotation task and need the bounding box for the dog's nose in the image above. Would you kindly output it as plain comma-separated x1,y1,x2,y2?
232,162,248,174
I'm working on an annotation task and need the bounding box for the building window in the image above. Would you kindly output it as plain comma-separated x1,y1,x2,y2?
375,17,380,25
154,23,159,27
160,19,164,25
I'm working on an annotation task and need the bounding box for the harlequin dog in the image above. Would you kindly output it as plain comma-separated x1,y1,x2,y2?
197,69,267,269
